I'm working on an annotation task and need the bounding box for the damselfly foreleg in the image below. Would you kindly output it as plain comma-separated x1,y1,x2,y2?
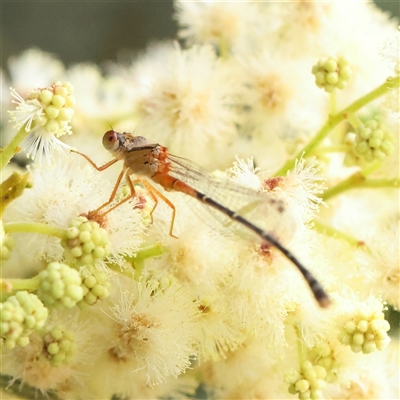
72,150,177,236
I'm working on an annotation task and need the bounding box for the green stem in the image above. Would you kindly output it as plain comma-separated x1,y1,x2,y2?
275,76,400,176
106,243,166,278
106,262,134,278
361,161,381,177
321,173,399,201
274,116,341,176
133,258,145,280
0,172,31,217
329,90,337,114
310,144,348,155
1,276,41,301
0,127,29,170
294,323,306,368
124,242,166,263
4,222,66,239
130,243,166,280
313,220,367,248
345,112,362,130
2,276,41,292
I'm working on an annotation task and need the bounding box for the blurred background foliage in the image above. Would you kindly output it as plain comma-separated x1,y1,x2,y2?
1,1,399,70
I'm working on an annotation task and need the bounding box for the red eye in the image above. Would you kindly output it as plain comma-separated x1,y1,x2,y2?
102,130,119,151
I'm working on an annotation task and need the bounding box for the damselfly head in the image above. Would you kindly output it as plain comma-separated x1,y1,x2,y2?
103,130,120,152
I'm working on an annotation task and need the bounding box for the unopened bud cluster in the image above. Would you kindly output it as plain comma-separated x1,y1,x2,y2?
0,232,15,261
351,119,395,162
27,81,75,135
338,308,391,354
81,271,111,305
312,56,352,92
37,262,83,308
62,216,111,267
308,342,338,383
0,291,48,349
286,361,326,400
43,324,77,367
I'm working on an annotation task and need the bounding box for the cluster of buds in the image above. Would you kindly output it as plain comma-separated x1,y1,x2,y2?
43,324,77,367
81,270,111,305
350,119,395,162
308,342,338,383
286,361,326,400
338,308,391,354
24,81,75,135
312,56,352,93
0,291,48,349
61,216,111,267
36,262,83,309
0,221,15,260
9,81,75,137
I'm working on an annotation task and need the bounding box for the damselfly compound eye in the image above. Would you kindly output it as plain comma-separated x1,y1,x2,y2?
102,130,119,151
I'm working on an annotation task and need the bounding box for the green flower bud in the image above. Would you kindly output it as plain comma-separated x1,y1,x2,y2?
37,262,83,309
339,306,391,354
1,292,48,349
1,232,15,261
43,324,77,367
285,363,326,399
45,105,59,119
51,94,66,109
80,270,111,305
44,119,59,133
312,56,352,92
352,118,395,163
39,89,53,105
62,216,111,267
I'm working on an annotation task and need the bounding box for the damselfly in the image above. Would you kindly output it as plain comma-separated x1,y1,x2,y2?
72,130,330,307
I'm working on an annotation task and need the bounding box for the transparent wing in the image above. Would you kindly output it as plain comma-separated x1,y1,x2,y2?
165,154,296,244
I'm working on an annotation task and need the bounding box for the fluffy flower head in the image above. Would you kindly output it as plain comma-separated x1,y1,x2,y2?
125,44,240,167
8,81,75,162
104,278,200,386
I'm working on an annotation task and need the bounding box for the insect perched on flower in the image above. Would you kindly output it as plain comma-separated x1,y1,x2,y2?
73,129,331,307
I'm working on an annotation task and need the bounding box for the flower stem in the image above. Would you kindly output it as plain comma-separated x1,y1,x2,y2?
310,144,349,155
0,276,41,301
329,90,337,114
3,276,41,292
294,324,306,367
124,242,166,263
130,243,166,280
107,243,166,278
106,262,134,278
133,258,145,280
0,172,31,217
361,161,381,177
345,112,362,130
0,126,29,170
4,222,67,239
275,76,400,176
313,220,367,248
320,172,399,201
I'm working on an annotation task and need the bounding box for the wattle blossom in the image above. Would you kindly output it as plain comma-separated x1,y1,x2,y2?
1,1,399,399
